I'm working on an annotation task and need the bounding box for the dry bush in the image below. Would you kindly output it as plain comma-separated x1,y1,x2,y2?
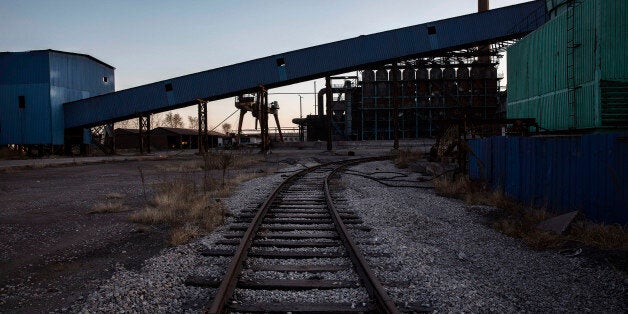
435,176,628,252
200,150,261,171
434,177,473,199
170,224,203,246
205,171,264,198
89,201,127,214
393,148,423,169
130,178,227,245
569,222,628,250
157,160,202,172
522,230,565,250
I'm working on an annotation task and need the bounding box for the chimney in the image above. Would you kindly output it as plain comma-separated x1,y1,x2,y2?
478,0,490,65
478,0,489,12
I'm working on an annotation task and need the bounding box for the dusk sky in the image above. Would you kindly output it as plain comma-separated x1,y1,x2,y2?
1,0,524,131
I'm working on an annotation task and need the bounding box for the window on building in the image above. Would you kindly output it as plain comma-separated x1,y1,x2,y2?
18,96,25,108
165,83,173,91
103,76,108,83
427,26,436,35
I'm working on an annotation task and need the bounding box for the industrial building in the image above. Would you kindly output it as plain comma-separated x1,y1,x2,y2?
507,0,627,131
1,0,624,156
0,50,114,154
469,0,627,224
114,127,228,151
298,54,505,142
0,0,625,223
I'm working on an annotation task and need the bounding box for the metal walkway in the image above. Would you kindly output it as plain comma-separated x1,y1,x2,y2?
64,1,546,129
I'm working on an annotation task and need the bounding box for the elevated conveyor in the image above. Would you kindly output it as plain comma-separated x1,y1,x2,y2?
64,1,547,129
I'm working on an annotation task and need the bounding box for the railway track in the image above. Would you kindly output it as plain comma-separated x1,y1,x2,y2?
202,157,399,313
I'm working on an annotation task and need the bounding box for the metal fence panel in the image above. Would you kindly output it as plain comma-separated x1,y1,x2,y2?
468,133,628,224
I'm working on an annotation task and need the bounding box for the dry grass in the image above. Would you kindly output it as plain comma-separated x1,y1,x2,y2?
200,150,262,171
105,192,126,199
129,151,267,245
89,201,127,214
393,148,424,169
569,222,628,250
433,177,472,199
170,224,204,245
433,176,628,251
130,171,263,245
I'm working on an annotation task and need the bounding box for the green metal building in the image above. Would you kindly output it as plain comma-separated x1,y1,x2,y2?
507,0,627,131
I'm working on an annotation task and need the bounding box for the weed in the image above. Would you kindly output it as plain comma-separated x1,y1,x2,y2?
130,178,227,245
89,201,127,214
138,166,147,203
569,222,628,250
434,176,628,252
393,148,423,169
105,192,126,199
170,224,203,245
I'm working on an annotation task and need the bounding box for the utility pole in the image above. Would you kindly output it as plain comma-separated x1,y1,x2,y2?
298,95,303,118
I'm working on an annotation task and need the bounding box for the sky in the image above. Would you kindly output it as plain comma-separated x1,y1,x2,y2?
0,0,525,132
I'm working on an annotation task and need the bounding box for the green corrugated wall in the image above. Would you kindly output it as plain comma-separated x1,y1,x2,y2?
600,0,628,81
507,0,627,131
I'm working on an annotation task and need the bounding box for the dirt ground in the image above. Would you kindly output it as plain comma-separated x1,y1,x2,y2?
0,150,285,312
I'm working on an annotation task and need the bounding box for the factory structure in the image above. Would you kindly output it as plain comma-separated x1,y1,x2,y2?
297,55,505,141
0,50,114,154
0,1,625,220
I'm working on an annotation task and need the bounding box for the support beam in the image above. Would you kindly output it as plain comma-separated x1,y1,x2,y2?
138,114,151,154
325,76,332,151
198,100,208,153
258,85,270,153
273,112,284,143
392,63,400,150
237,109,245,146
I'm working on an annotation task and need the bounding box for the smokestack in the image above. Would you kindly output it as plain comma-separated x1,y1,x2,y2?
478,0,489,12
478,0,490,65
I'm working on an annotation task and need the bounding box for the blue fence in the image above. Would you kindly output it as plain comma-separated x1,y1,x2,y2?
468,133,627,224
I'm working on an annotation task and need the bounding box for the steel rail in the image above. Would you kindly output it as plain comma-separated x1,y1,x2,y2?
207,156,391,313
325,157,399,314
207,162,323,314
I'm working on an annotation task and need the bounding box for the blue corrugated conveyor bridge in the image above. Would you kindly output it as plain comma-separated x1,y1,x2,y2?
63,1,547,129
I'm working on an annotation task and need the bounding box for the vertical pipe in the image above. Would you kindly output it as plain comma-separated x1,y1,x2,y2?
325,76,333,151
392,63,399,149
146,115,151,154
138,116,143,154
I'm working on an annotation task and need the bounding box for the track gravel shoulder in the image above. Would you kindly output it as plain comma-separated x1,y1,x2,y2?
72,165,299,312
68,157,625,312
341,160,626,312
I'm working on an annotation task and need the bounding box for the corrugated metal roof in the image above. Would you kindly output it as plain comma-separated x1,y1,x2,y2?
0,49,115,70
64,1,547,128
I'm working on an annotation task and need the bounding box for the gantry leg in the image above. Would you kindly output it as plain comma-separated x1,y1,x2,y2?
198,100,208,153
273,112,284,142
138,114,151,154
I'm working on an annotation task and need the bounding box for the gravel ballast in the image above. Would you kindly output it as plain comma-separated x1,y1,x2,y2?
72,158,625,312
340,160,626,312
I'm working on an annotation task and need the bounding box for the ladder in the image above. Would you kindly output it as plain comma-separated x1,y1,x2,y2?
566,0,581,129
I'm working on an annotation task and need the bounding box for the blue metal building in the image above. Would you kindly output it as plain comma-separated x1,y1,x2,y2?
0,50,114,146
